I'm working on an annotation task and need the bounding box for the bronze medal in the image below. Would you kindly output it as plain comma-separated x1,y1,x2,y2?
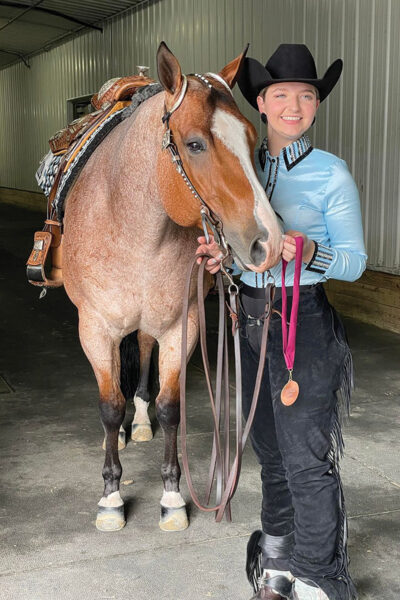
280,237,303,407
281,379,299,406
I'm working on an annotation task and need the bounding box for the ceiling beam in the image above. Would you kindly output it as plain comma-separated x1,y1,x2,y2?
0,48,30,67
0,1,103,32
0,0,44,33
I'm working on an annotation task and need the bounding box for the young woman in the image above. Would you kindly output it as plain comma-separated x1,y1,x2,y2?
197,45,367,600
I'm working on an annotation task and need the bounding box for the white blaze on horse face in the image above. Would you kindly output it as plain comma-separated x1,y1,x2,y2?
210,108,279,238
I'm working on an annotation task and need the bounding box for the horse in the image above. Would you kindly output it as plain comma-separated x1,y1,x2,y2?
62,41,282,532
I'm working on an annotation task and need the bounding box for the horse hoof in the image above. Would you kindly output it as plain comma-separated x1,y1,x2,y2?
102,432,126,451
118,431,126,450
159,505,189,532
96,505,126,532
131,423,153,442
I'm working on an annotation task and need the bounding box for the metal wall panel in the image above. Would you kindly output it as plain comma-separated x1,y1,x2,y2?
0,0,399,273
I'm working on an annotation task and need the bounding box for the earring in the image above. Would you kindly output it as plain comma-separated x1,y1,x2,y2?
261,113,267,124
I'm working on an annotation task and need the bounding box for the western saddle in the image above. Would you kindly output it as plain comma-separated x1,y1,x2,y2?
27,71,155,291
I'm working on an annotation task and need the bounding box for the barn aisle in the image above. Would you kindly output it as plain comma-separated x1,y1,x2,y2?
0,203,399,600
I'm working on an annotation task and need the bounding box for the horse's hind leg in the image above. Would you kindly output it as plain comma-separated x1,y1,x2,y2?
131,331,156,442
102,330,142,451
78,312,126,532
156,314,198,532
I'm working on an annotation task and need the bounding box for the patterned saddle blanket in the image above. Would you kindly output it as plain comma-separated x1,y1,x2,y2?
36,76,162,220
27,75,162,290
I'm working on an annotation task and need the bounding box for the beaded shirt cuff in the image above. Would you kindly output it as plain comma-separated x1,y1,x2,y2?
305,241,334,274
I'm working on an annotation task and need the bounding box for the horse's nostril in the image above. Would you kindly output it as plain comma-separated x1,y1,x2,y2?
249,234,267,266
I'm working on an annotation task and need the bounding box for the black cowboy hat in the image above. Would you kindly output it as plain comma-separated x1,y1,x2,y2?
237,44,343,110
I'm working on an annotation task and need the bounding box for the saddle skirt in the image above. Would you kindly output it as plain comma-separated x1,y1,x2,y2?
28,74,162,289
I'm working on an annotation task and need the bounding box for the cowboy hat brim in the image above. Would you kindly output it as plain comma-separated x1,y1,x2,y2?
237,57,343,110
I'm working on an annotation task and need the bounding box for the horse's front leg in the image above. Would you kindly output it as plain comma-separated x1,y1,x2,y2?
78,312,126,532
156,309,198,531
131,330,156,442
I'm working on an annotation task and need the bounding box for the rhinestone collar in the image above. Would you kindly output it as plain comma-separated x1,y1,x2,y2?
259,135,313,172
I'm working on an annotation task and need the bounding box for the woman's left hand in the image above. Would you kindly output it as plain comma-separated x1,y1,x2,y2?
282,230,315,264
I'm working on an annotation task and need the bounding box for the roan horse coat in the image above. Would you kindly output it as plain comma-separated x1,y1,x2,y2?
62,43,282,531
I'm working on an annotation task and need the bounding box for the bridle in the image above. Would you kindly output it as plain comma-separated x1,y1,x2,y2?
162,72,276,521
161,72,236,285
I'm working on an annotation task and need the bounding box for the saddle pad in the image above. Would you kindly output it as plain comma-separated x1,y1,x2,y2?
50,82,162,220
36,151,63,197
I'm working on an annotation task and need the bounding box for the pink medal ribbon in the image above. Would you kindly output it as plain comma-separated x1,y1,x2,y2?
280,236,304,406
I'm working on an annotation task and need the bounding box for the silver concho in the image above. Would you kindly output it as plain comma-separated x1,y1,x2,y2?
34,239,44,251
162,129,171,150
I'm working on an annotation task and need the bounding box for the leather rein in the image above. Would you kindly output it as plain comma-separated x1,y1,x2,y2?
162,73,275,522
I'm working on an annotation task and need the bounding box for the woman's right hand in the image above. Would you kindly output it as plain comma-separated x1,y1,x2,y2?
196,235,224,274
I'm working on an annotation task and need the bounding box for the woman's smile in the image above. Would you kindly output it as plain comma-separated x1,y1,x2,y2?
257,82,320,155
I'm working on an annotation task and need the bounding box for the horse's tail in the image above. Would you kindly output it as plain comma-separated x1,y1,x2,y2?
119,331,140,400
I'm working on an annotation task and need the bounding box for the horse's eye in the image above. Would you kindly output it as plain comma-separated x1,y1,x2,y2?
186,139,206,154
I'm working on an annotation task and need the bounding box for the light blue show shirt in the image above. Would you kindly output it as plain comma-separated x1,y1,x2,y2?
238,135,367,288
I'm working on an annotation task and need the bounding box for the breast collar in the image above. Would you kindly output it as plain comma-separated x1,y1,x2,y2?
259,135,313,172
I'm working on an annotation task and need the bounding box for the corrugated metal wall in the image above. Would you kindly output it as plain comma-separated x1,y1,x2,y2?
0,0,398,273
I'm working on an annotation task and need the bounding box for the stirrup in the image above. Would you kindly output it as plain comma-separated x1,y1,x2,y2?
26,220,63,289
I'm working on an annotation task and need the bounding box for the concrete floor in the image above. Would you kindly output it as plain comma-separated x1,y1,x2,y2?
0,203,399,600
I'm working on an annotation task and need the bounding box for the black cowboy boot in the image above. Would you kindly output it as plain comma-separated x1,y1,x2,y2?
247,531,295,600
250,573,294,599
251,586,283,600
250,572,295,600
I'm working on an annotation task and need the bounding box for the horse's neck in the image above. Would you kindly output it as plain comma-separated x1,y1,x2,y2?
112,94,182,240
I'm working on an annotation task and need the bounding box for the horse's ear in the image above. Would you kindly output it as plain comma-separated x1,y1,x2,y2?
218,44,250,89
157,41,183,96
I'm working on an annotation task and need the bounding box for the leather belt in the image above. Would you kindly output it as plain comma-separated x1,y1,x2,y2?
241,282,317,303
